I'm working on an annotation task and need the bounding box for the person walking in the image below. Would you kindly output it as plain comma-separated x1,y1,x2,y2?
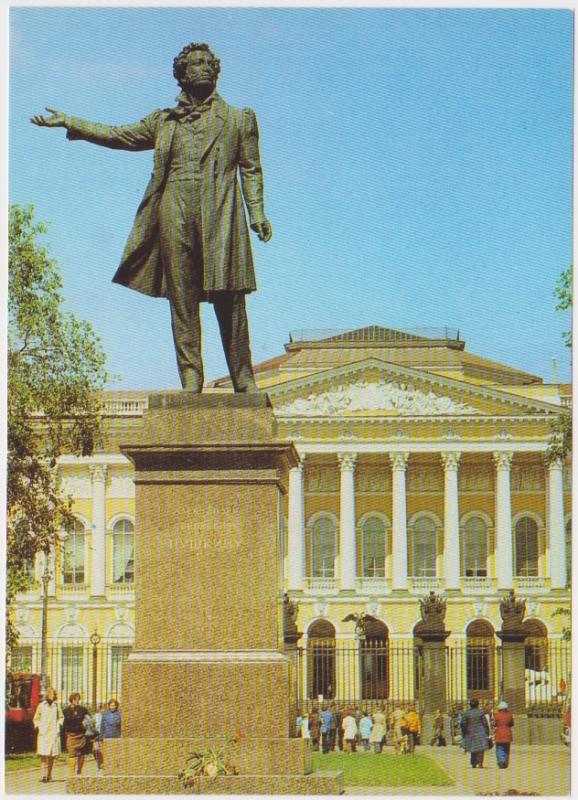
359,710,373,752
390,702,407,755
342,708,358,753
33,689,63,783
460,698,491,769
101,699,122,740
430,709,447,746
332,703,342,752
405,703,421,753
319,703,334,754
493,701,514,769
63,693,91,777
295,710,304,738
370,706,386,753
309,706,320,752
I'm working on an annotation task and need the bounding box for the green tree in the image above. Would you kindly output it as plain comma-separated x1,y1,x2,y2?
545,266,572,466
7,205,108,650
555,266,572,348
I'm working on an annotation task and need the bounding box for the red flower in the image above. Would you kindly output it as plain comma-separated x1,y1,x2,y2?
233,731,246,742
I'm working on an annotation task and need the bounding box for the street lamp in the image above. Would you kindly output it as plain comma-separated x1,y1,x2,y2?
39,551,51,695
90,628,101,712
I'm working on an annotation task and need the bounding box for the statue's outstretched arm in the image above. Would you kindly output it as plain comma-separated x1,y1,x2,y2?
32,107,157,152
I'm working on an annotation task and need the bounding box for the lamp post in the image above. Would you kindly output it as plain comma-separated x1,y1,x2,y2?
90,628,101,712
40,551,51,694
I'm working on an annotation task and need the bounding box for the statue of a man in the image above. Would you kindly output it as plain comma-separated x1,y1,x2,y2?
31,42,272,393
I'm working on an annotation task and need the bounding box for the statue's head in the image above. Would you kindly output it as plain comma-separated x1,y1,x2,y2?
173,42,221,92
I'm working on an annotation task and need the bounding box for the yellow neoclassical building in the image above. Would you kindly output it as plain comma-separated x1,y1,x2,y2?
10,326,571,711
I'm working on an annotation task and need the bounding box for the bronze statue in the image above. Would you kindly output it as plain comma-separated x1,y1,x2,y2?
342,612,379,638
499,590,526,631
283,592,300,638
419,591,447,630
31,42,272,393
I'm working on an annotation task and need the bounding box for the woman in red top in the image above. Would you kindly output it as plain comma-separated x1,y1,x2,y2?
493,701,514,768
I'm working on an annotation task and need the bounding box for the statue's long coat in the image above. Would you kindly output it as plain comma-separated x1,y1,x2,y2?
66,95,265,298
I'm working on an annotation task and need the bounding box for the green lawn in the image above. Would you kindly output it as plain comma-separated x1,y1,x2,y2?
4,754,65,773
312,751,454,787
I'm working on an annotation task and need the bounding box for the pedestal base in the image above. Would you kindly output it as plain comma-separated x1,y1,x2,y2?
67,738,343,795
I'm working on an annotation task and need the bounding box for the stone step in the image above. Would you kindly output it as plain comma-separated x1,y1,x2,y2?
68,771,344,795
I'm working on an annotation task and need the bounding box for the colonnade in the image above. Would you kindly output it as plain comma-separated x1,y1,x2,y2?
287,450,567,592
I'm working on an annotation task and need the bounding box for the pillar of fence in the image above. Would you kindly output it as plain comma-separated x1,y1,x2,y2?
497,591,527,715
283,594,303,737
415,592,451,745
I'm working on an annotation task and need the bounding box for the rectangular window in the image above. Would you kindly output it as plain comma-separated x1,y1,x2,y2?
110,646,132,699
63,535,85,585
10,646,33,673
61,646,84,698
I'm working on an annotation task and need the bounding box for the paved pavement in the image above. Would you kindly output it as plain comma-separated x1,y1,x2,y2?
4,745,571,796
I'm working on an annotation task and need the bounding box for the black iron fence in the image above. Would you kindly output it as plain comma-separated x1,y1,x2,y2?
8,641,132,710
289,638,571,720
10,637,570,719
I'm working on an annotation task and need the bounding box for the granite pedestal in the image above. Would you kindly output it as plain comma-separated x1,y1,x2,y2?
68,393,342,794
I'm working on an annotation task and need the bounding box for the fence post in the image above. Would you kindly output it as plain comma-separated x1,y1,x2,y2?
90,630,101,711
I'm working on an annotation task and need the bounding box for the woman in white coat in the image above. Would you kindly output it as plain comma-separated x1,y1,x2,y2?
33,689,63,783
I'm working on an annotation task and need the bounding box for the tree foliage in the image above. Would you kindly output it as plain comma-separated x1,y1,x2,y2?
555,266,572,348
7,205,108,648
545,267,573,466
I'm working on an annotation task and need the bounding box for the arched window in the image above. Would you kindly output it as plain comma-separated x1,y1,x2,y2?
310,516,337,578
62,519,85,585
361,516,386,577
523,619,548,672
307,620,336,700
466,620,495,698
514,517,539,577
462,516,488,577
565,518,571,587
112,519,134,585
410,515,437,577
361,620,389,700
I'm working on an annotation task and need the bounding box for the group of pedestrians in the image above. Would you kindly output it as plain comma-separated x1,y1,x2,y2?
295,701,422,755
32,689,122,781
459,698,515,770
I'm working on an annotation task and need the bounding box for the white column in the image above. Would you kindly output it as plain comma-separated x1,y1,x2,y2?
90,464,107,597
287,455,306,591
441,452,461,591
494,452,514,590
390,453,409,591
548,459,566,589
338,453,357,591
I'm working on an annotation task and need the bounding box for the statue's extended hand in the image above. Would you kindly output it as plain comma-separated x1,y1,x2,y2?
251,220,272,242
30,108,68,128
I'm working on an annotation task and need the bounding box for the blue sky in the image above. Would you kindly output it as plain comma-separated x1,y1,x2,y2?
9,7,573,390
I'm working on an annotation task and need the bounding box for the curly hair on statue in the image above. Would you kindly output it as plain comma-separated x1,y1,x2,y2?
173,42,221,88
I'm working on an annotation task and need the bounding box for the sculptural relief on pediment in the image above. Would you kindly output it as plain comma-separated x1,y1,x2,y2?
275,379,478,416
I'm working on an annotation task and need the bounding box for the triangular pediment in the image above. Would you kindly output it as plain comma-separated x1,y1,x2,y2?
267,358,561,418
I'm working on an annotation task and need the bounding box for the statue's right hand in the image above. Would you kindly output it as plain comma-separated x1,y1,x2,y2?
30,107,68,128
